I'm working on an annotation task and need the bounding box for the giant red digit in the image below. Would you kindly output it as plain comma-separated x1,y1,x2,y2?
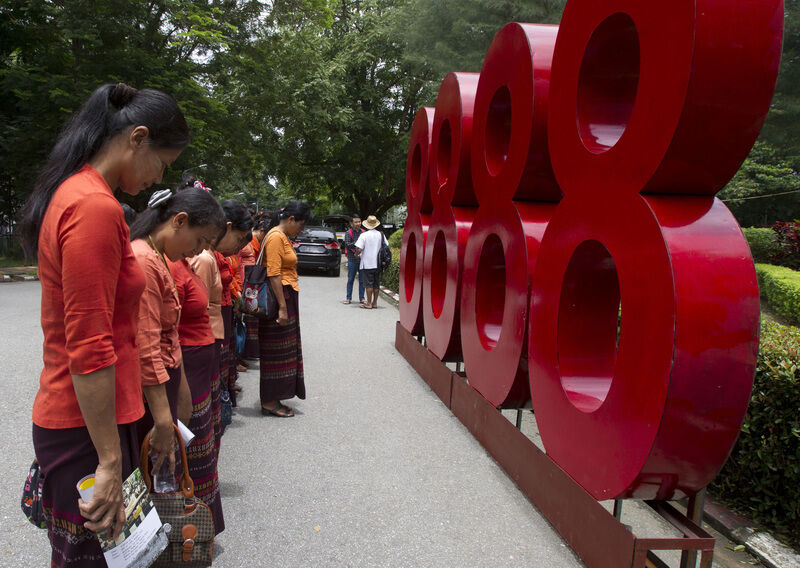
401,107,435,334
423,72,479,360
459,23,560,406
529,0,782,500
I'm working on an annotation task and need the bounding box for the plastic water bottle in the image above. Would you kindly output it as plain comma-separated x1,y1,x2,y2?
152,457,176,493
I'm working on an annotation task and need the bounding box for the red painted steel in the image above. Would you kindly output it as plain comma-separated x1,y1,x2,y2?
528,0,781,500
399,212,430,335
430,72,480,209
547,0,783,198
406,107,435,215
422,206,476,360
471,23,561,205
460,201,555,407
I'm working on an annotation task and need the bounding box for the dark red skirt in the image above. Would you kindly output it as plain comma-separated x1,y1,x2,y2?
221,305,235,390
32,422,139,568
182,343,225,535
258,285,306,403
244,314,259,359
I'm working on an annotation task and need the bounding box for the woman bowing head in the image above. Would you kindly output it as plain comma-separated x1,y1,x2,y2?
21,82,189,568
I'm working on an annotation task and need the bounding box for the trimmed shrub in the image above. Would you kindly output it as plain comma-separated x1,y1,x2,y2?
381,248,400,293
755,263,800,325
743,227,780,263
388,228,403,249
710,319,800,545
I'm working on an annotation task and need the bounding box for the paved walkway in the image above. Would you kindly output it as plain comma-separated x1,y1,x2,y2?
0,275,582,567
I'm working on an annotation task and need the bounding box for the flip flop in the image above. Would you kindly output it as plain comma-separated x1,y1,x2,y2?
261,403,294,417
342,300,351,304
360,304,373,309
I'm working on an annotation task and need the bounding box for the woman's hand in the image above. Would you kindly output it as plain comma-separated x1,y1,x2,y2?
78,461,126,539
148,421,176,474
276,306,289,326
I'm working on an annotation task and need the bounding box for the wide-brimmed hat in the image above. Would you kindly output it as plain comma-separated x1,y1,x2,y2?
362,215,381,229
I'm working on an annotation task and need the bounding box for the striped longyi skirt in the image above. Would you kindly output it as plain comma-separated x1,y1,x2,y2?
182,343,225,535
243,314,259,359
32,422,140,568
258,285,306,403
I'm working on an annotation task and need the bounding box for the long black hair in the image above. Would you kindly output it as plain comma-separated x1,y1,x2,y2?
20,82,190,255
129,184,226,242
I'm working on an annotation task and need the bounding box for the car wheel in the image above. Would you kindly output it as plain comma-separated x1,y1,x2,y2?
330,266,341,277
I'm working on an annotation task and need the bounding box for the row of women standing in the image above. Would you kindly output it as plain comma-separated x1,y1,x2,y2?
22,83,306,567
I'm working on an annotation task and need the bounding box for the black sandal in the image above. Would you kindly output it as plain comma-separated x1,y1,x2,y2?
261,403,294,417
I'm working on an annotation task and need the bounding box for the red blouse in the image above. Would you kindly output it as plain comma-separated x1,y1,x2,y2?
169,258,215,347
33,164,146,428
215,251,233,307
131,239,182,386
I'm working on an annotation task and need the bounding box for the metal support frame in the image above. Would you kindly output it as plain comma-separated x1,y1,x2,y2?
395,322,716,568
678,489,707,568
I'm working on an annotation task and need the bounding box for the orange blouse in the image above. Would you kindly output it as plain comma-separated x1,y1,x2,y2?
264,227,299,291
33,164,146,428
227,253,243,299
131,239,182,386
189,250,223,340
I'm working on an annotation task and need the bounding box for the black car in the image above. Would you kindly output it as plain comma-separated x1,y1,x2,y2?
292,226,342,276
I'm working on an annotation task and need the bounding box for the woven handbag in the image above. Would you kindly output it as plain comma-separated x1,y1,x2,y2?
140,425,214,567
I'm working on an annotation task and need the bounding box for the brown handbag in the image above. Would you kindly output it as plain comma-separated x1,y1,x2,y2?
140,424,215,567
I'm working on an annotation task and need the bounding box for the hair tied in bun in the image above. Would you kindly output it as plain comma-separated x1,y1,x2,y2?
109,82,137,108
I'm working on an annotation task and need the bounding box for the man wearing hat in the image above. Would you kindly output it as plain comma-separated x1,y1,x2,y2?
355,215,389,309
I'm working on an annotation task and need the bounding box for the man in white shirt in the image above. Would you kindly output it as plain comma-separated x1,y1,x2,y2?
355,215,389,309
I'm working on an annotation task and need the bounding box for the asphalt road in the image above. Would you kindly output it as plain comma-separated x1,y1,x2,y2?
0,275,583,567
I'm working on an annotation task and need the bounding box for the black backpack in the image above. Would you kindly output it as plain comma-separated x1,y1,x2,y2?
379,235,392,272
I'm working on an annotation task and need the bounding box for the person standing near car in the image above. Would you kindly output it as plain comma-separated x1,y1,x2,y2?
343,214,366,305
355,215,388,309
259,200,312,417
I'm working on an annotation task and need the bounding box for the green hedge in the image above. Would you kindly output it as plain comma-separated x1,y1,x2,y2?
710,319,800,544
387,228,403,249
743,227,780,263
755,263,800,325
381,248,401,293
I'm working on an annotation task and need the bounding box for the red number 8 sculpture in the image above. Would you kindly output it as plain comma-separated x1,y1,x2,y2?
402,0,783,502
531,0,781,499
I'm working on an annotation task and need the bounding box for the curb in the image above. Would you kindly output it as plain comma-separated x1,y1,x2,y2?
1,274,38,282
379,286,399,307
703,499,800,568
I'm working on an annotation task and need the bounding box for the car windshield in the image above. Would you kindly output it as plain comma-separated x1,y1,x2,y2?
299,227,335,239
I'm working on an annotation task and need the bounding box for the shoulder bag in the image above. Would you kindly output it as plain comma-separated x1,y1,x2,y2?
240,233,278,319
141,425,215,567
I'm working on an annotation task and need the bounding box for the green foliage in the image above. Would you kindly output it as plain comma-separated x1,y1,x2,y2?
387,228,403,249
743,227,781,263
719,143,800,227
755,263,800,325
381,247,401,293
710,319,800,545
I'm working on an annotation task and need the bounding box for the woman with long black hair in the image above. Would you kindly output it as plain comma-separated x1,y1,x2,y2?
259,201,312,417
21,82,189,567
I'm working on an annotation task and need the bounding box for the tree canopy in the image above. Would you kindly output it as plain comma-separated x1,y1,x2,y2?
0,0,797,228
